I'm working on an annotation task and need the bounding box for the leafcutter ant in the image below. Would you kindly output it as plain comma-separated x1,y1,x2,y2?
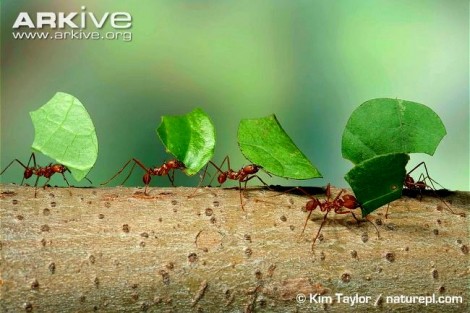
262,184,379,250
385,162,459,218
101,158,185,195
296,184,377,250
0,152,92,197
191,156,270,210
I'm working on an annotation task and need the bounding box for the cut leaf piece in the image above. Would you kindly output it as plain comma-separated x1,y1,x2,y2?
157,108,215,176
342,98,446,164
30,92,98,181
238,114,321,179
345,153,410,217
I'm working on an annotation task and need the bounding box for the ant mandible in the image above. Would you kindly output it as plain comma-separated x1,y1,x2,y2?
385,162,457,218
296,183,364,250
192,156,269,210
101,158,185,195
0,152,92,197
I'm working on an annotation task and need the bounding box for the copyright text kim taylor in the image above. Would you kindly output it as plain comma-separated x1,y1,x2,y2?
296,292,463,307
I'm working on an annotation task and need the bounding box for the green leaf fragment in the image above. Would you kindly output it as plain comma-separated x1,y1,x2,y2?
157,108,215,176
238,114,322,179
342,98,447,164
30,92,98,181
345,153,410,217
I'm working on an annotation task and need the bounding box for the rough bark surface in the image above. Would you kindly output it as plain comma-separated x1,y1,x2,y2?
0,184,469,313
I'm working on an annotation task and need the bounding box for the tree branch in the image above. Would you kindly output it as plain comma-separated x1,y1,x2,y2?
1,184,468,312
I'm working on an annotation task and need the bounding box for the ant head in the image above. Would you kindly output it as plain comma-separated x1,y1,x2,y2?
167,159,185,169
306,198,320,211
342,194,359,210
243,164,259,174
51,164,65,173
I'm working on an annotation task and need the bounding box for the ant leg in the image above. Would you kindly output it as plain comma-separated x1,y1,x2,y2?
239,180,246,211
64,168,93,186
280,186,320,200
101,159,133,185
101,158,147,186
223,156,231,172
300,210,315,237
426,175,446,190
168,169,176,187
419,162,441,190
348,210,361,224
21,153,36,185
361,213,381,240
332,188,344,202
207,157,230,187
410,163,456,215
238,174,271,209
406,162,425,177
345,209,381,240
385,203,390,219
41,176,53,190
247,174,271,189
60,172,73,196
1,159,28,174
188,161,221,198
60,173,71,187
121,162,138,185
170,172,175,186
33,175,41,198
325,183,333,202
311,210,331,250
188,163,211,198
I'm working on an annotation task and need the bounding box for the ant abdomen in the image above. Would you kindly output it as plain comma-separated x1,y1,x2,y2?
217,173,227,184
24,168,33,179
143,173,151,185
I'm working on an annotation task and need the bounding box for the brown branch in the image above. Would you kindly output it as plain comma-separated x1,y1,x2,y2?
0,184,469,312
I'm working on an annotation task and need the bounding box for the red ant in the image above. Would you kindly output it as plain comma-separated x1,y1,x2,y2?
101,158,185,195
191,156,269,210
295,183,372,250
0,153,92,197
385,162,457,217
255,184,379,249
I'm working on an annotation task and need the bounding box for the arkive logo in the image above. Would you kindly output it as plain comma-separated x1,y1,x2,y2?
12,6,132,29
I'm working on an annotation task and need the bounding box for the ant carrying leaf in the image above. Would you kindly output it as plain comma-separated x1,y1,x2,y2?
1,153,92,197
258,184,379,250
156,108,216,176
190,156,271,210
238,114,322,180
297,184,380,250
345,153,410,217
1,92,97,196
101,108,215,195
385,161,461,218
100,158,185,195
30,92,98,181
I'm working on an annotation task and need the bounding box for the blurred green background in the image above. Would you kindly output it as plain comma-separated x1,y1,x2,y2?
1,0,469,190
